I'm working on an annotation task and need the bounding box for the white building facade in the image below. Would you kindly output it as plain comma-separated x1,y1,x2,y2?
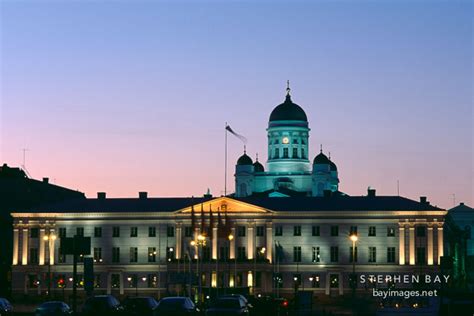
11,195,446,298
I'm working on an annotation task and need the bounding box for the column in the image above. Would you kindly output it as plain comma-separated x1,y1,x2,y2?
399,226,405,265
176,225,182,260
107,273,112,294
49,229,56,265
266,225,273,263
427,226,434,265
437,225,444,264
247,225,254,260
119,272,124,295
22,228,29,265
39,228,45,265
409,226,415,265
212,226,218,260
230,227,236,259
13,228,19,265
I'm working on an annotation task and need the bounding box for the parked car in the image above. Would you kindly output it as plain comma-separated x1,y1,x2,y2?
206,297,250,316
249,296,288,316
35,301,72,316
122,296,158,316
155,297,200,316
0,298,13,316
82,295,124,316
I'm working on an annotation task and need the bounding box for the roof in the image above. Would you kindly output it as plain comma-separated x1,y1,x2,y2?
236,196,443,212
13,195,442,214
237,153,253,165
448,202,473,213
15,197,212,213
269,94,307,122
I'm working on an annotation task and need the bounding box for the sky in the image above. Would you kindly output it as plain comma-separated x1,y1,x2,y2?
0,0,472,209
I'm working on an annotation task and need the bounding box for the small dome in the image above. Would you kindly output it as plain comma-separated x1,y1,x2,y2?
253,160,264,172
313,152,330,165
269,94,308,122
329,160,337,171
237,153,253,165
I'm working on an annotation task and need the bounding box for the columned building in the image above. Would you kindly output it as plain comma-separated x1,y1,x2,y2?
11,194,446,298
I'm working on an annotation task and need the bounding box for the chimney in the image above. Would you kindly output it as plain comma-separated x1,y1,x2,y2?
97,192,106,200
420,196,428,204
42,177,49,184
139,191,148,199
460,202,465,206
323,190,332,197
367,188,376,197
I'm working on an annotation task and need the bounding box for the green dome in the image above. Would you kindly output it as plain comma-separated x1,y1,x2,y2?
237,153,253,165
269,95,308,122
313,152,330,165
253,160,264,172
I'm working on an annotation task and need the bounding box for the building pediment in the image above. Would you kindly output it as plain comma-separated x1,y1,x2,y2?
175,197,272,214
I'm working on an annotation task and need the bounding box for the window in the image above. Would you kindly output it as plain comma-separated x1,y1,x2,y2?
111,274,120,288
368,226,376,236
312,247,320,263
94,227,102,238
237,226,246,237
220,246,229,260
166,247,174,261
416,226,426,237
293,226,301,236
148,247,157,263
130,227,138,237
292,148,298,158
93,248,102,263
301,148,306,159
184,226,193,237
147,274,158,288
330,226,339,236
369,247,377,263
275,226,283,236
130,247,138,263
274,148,279,159
76,227,84,237
330,246,339,262
293,138,298,144
387,227,395,237
416,247,426,265
148,227,156,237
30,248,39,264
58,228,66,238
350,226,358,235
349,246,358,263
311,275,320,288
58,248,66,263
293,246,302,262
112,227,120,238
237,247,246,260
283,148,289,158
167,226,174,237
112,247,120,263
330,274,339,288
256,226,264,237
94,274,101,288
202,246,210,261
30,228,39,238
312,226,320,236
387,247,396,263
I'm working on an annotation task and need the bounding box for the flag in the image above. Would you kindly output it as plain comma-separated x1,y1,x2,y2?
226,124,247,144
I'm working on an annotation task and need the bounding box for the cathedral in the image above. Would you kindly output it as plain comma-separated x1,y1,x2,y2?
235,85,340,197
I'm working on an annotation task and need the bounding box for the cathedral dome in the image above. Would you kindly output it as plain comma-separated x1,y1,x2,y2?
329,160,337,171
313,152,330,165
269,94,308,122
253,160,264,172
237,152,253,165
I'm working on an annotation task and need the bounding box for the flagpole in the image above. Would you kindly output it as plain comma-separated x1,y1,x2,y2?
224,122,228,196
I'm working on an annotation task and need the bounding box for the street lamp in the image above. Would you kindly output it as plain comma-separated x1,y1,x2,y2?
192,235,206,302
349,234,358,297
228,234,235,289
43,233,57,296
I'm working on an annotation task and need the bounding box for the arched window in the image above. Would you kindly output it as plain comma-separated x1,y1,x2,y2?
240,183,248,197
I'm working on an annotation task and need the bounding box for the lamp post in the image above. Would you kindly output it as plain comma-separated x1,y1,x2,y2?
349,234,358,298
43,232,57,297
253,247,266,293
191,234,206,302
227,234,234,289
